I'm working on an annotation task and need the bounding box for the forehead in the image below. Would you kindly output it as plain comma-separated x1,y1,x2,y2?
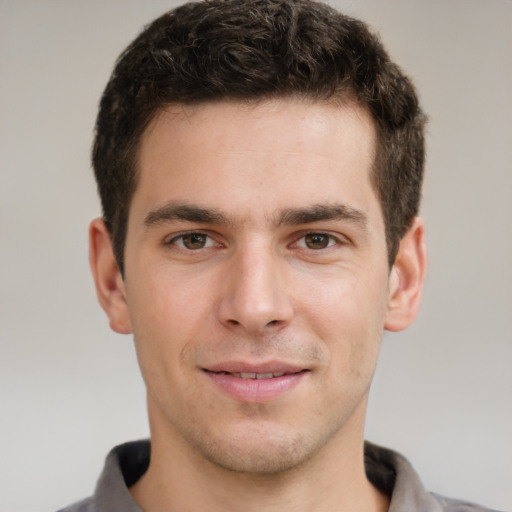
132,98,379,226
141,97,375,158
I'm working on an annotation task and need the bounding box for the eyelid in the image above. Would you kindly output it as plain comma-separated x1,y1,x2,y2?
164,230,222,249
290,230,348,249
162,229,348,251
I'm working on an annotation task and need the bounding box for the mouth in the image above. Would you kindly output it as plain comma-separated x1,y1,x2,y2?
205,369,307,379
202,365,309,402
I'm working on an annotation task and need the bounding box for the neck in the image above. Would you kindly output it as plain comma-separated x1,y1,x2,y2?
130,403,389,512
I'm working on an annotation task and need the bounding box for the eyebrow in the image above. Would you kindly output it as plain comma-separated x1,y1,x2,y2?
143,201,367,229
277,204,367,228
144,202,231,227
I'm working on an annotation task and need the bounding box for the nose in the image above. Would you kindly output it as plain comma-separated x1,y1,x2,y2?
218,246,294,335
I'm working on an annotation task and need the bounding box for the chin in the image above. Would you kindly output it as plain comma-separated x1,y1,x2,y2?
201,437,309,475
186,420,334,475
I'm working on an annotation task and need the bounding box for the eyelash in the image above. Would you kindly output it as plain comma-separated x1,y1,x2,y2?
165,231,220,251
292,231,342,250
165,230,345,252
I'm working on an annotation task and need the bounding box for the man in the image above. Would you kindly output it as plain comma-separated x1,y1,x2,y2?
60,1,498,511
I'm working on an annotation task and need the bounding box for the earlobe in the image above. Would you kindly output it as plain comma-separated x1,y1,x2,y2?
384,217,427,332
89,218,133,335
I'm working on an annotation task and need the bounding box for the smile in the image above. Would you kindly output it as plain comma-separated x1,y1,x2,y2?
203,367,309,402
214,371,288,379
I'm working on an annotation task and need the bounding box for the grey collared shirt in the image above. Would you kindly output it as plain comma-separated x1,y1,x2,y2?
57,440,500,512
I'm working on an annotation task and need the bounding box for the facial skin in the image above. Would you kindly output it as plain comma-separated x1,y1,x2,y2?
90,98,426,511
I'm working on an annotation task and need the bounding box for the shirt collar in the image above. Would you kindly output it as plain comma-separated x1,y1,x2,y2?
92,439,441,512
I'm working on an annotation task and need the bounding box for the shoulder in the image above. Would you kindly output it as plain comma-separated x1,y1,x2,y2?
55,440,148,512
431,493,505,512
56,496,97,512
364,442,505,512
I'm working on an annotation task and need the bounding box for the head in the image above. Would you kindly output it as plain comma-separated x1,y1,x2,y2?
92,0,426,275
89,0,427,481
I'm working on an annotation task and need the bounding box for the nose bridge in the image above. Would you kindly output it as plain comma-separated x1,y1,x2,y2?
219,241,293,334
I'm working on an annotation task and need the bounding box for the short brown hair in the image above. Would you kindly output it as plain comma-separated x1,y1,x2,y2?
93,0,426,273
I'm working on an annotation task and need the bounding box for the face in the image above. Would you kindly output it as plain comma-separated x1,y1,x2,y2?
100,99,417,474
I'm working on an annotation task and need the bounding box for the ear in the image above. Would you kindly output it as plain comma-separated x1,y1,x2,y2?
89,218,132,334
384,217,427,332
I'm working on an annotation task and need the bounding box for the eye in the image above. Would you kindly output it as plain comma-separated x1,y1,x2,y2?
169,232,216,250
296,232,338,250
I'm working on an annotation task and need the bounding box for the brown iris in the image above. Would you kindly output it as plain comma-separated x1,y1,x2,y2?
304,233,331,249
182,233,208,249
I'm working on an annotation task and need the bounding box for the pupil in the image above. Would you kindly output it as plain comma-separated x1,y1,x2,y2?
306,234,329,249
185,233,205,249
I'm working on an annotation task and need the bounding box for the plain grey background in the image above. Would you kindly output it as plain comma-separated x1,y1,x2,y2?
1,1,511,511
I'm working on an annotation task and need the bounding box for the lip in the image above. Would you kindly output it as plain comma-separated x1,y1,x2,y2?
205,361,305,374
203,361,309,403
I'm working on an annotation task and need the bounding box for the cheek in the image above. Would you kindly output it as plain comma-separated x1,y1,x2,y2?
297,269,388,368
128,263,211,331
125,270,210,381
301,268,387,326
